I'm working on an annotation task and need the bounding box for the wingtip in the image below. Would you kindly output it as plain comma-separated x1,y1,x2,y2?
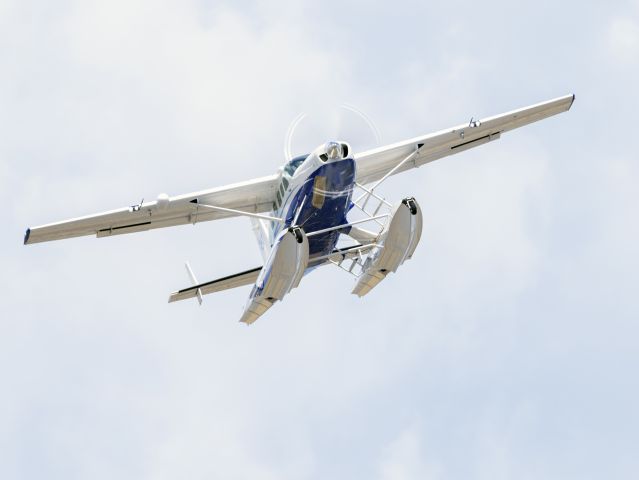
569,93,576,109
23,228,31,245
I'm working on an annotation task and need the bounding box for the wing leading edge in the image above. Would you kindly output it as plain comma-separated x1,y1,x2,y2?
354,94,575,185
24,174,279,245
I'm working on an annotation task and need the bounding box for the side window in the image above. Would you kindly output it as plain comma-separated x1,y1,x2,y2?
275,175,290,211
284,155,307,177
277,155,305,211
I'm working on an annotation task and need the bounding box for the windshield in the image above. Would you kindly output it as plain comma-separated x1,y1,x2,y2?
284,154,308,177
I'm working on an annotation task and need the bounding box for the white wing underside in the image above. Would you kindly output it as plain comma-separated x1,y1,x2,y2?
25,175,279,244
354,94,575,185
24,94,574,245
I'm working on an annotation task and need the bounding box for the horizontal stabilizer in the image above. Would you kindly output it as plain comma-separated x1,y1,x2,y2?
168,244,368,306
168,266,261,303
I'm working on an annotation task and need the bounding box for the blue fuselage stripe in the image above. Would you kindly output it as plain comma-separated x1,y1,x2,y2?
284,159,355,256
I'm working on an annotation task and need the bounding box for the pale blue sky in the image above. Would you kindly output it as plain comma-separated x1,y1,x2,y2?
1,1,638,479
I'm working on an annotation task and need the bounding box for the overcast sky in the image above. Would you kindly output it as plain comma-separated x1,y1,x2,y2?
1,0,639,479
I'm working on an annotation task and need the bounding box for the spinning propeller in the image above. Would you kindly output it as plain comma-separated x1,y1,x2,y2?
284,103,381,162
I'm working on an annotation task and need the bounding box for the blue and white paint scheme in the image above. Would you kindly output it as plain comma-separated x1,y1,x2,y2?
23,94,575,324
254,142,356,259
242,141,359,322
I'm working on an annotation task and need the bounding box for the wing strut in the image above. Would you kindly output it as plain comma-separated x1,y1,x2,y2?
184,262,203,305
354,144,424,209
191,199,284,223
306,214,389,238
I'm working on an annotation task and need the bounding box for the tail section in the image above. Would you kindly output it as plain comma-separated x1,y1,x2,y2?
168,267,261,303
169,227,309,326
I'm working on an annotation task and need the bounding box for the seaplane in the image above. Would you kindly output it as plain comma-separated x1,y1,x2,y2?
24,94,575,324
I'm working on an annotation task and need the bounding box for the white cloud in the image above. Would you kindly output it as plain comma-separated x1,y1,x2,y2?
608,16,639,65
379,427,442,480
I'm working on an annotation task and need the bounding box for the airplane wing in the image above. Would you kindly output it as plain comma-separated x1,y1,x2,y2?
25,94,574,245
354,94,575,185
24,174,279,244
169,266,262,303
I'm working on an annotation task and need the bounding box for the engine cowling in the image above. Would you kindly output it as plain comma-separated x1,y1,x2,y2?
352,197,423,297
240,227,309,324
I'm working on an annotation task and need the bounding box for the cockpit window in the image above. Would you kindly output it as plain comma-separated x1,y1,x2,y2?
284,154,307,177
